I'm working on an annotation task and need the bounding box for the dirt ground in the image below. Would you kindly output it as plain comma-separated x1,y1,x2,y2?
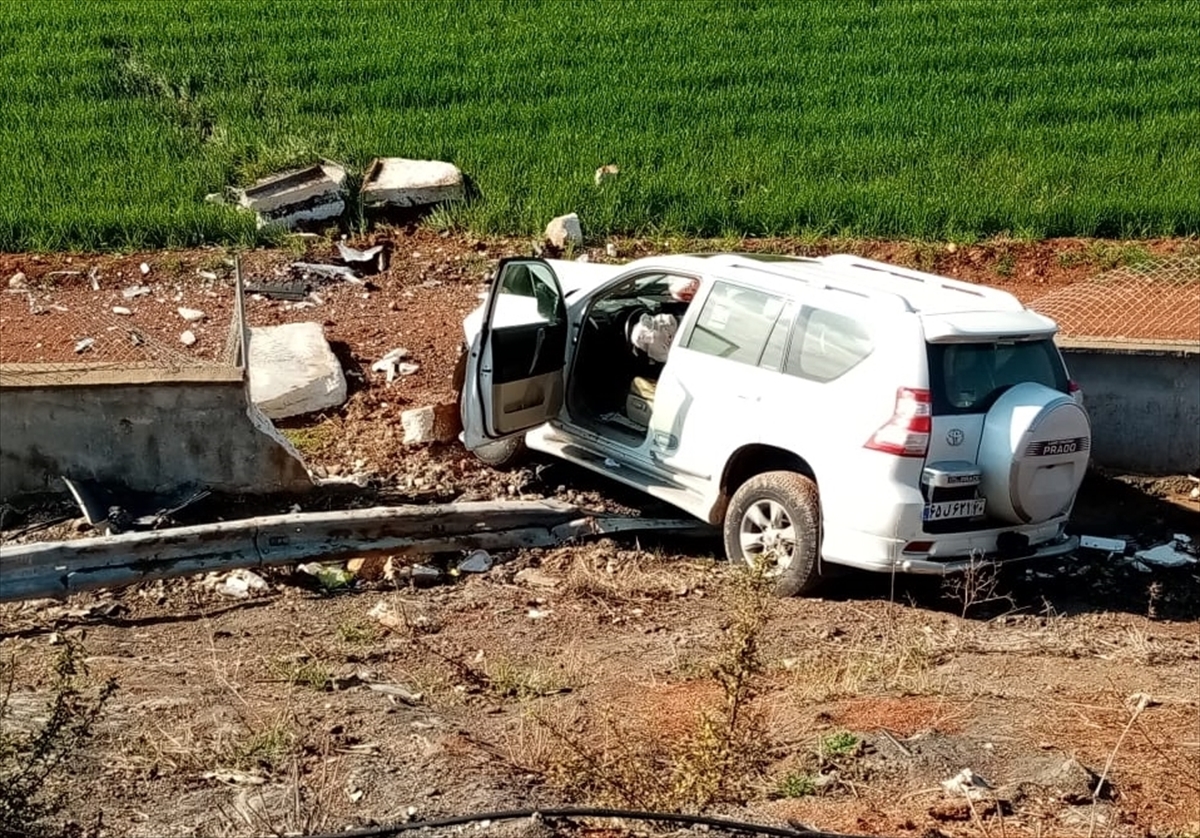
1,230,1199,838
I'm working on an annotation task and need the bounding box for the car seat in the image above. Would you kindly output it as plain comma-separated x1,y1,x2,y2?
626,376,656,427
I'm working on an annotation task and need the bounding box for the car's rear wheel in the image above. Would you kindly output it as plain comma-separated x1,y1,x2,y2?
723,471,821,597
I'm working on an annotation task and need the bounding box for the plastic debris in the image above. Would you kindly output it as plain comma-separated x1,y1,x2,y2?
1079,535,1127,553
73,338,94,353
337,240,388,273
297,562,355,590
1135,541,1197,568
371,347,417,383
209,569,269,599
940,767,992,800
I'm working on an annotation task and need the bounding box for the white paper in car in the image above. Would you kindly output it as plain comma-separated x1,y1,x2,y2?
630,313,678,363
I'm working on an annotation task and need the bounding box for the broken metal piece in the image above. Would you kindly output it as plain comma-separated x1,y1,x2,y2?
336,240,389,274
291,262,361,283
244,281,310,301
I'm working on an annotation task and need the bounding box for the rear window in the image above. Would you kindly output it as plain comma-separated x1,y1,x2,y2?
928,340,1068,415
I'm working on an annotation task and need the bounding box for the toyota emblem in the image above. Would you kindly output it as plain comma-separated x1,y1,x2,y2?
946,429,965,446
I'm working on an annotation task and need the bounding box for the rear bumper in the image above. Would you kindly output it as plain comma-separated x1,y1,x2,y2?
896,534,1079,575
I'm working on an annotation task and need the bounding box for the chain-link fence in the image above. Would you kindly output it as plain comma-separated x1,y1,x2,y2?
0,271,246,385
1028,256,1200,344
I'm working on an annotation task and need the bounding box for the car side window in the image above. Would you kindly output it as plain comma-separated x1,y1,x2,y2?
758,301,796,371
685,281,784,365
785,307,873,382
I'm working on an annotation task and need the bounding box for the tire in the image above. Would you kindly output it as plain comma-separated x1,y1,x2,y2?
472,435,528,470
723,470,821,597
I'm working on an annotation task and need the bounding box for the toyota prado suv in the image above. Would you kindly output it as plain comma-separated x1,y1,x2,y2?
458,252,1090,595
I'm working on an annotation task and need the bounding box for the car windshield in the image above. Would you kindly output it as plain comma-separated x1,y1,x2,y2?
927,339,1068,415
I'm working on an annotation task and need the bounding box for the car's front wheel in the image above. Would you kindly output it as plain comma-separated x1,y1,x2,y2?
723,471,821,597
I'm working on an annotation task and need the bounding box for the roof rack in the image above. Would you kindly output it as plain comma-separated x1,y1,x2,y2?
709,254,915,312
818,254,1025,312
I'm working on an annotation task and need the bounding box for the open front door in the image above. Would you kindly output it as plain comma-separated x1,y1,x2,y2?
462,258,567,450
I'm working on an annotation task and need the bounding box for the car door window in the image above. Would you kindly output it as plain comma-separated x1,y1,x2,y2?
785,307,873,382
494,263,562,328
758,301,797,371
685,281,784,365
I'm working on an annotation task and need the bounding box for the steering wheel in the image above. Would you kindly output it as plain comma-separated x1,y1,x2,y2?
624,306,653,349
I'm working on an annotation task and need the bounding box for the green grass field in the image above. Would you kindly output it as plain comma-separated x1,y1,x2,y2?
2,0,1199,251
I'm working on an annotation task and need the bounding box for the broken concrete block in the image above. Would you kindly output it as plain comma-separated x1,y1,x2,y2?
545,213,583,249
235,162,347,230
400,403,460,445
360,158,464,209
247,322,347,420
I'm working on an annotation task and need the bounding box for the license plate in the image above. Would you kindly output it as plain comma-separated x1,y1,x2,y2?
923,498,986,521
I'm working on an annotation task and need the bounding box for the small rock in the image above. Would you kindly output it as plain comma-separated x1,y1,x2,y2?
139,262,150,275
178,307,205,322
544,213,583,249
605,242,617,258
204,192,225,205
8,272,27,290
180,330,197,346
210,569,268,599
122,285,150,299
457,550,494,574
197,269,218,281
594,164,620,186
73,338,94,353
527,608,551,620
112,306,133,316
514,567,561,589
947,242,958,254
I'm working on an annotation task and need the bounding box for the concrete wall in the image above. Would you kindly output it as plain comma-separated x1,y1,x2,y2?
1060,340,1200,476
0,365,313,501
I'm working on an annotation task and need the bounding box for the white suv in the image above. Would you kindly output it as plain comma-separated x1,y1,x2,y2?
459,253,1090,595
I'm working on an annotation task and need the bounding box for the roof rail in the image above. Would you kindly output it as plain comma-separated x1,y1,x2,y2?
819,253,1022,309
716,255,916,312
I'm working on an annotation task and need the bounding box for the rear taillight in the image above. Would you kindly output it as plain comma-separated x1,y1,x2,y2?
1068,380,1081,394
865,387,932,457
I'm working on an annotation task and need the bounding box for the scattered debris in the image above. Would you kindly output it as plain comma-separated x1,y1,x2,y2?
112,306,132,316
594,164,620,186
297,562,355,590
179,330,197,346
122,285,151,299
360,157,465,208
337,239,389,274
366,682,424,704
88,267,100,290
245,280,310,301
292,262,361,283
247,322,348,419
197,269,219,281
457,550,493,574
940,767,992,800
605,242,617,258
371,347,419,383
177,306,205,322
1079,535,1126,553
1135,536,1197,568
73,337,94,354
202,770,267,786
515,567,561,589
544,212,583,249
207,568,269,599
368,601,405,632
234,161,347,229
8,271,27,290
1029,757,1111,804
527,607,552,620
139,262,150,276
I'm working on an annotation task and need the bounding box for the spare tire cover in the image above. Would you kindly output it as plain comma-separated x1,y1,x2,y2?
978,382,1091,524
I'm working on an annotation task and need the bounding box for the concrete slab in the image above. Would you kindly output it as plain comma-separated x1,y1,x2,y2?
247,322,347,419
360,158,464,208
236,163,347,229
